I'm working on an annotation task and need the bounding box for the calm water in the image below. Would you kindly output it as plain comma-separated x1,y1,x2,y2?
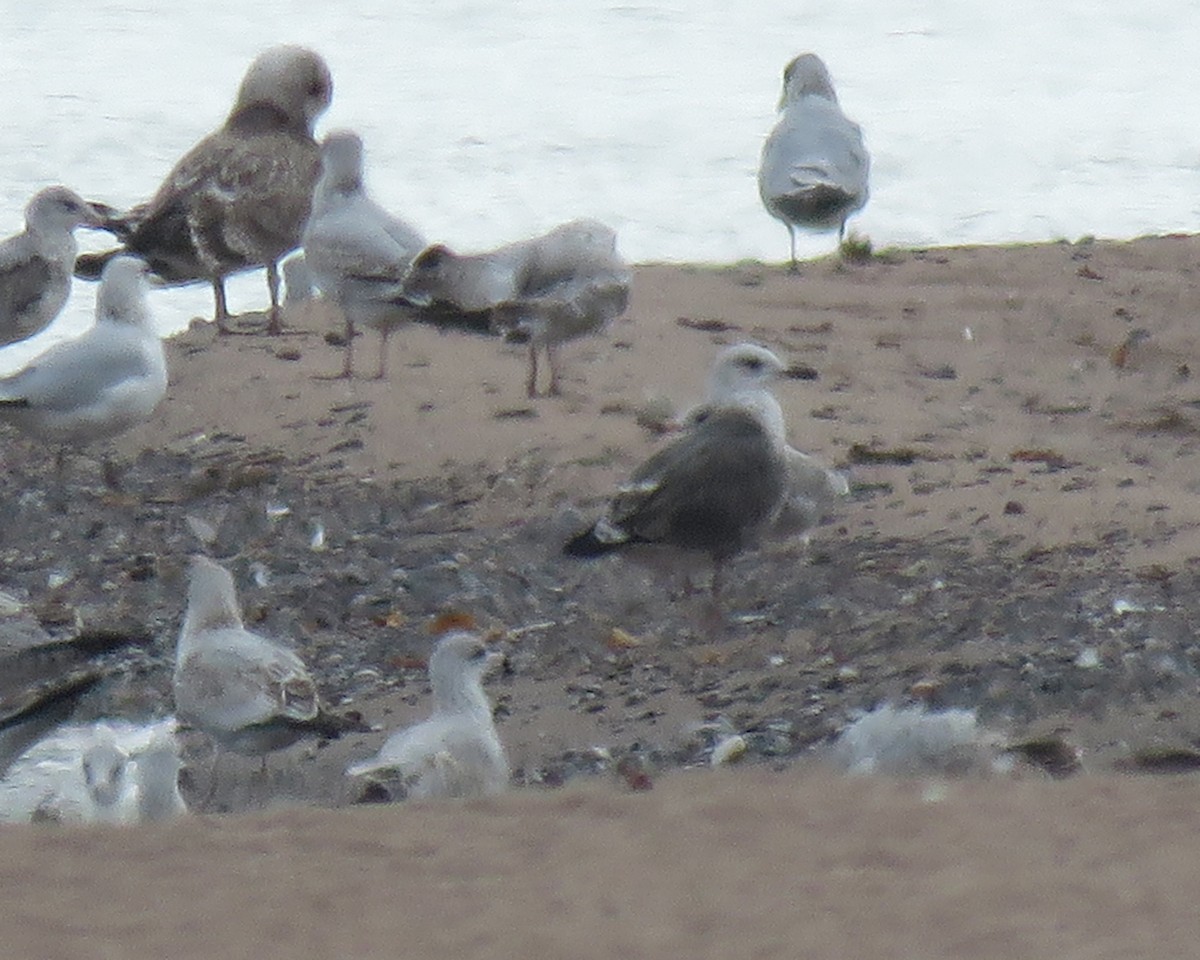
0,0,1197,353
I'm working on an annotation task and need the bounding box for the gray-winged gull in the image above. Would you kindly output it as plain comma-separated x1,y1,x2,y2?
347,628,508,800
0,187,104,348
302,130,426,379
0,256,167,491
174,556,361,774
488,219,631,397
759,53,870,269
78,45,333,335
564,343,789,602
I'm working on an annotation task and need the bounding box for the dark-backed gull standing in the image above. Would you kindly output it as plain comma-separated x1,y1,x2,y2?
78,45,333,334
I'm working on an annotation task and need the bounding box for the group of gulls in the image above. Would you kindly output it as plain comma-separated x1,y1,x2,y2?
0,46,862,820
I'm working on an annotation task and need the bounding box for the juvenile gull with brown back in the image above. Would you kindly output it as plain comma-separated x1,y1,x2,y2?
77,45,333,334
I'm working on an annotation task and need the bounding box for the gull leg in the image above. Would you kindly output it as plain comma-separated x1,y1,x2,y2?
341,314,356,379
266,261,284,336
787,226,799,274
213,279,232,334
373,327,390,381
546,343,562,397
528,340,542,398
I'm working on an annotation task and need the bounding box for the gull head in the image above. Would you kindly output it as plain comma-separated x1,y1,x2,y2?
81,741,130,809
779,53,838,108
235,45,333,132
181,555,244,643
429,630,505,714
401,244,455,307
96,256,152,327
707,343,785,399
318,129,365,193
26,186,105,234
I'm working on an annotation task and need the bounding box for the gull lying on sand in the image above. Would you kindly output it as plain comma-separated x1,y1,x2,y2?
347,629,508,800
78,46,333,334
403,218,629,393
688,345,849,544
302,130,426,379
175,556,359,769
759,53,869,269
0,256,167,489
830,704,1009,778
0,718,186,824
0,187,104,348
564,343,789,603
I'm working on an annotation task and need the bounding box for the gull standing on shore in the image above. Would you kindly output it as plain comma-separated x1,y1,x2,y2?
759,53,869,269
0,256,167,491
174,556,359,780
347,628,508,800
77,46,333,334
0,187,105,348
403,218,630,396
302,130,425,379
564,343,789,605
488,219,631,397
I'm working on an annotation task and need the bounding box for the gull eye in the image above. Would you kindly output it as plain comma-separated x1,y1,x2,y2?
741,357,763,371
468,645,488,661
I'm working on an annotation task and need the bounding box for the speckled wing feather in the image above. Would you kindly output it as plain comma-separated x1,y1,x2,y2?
105,118,320,284
174,629,318,735
0,254,58,345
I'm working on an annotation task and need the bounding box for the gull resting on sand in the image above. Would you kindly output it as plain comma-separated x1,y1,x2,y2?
347,627,508,800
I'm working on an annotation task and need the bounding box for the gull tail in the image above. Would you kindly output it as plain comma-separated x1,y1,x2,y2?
563,524,625,559
74,247,126,282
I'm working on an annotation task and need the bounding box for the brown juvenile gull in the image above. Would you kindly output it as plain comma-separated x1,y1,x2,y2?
77,45,333,335
0,187,105,348
347,628,508,800
302,130,426,379
759,53,870,269
174,556,358,771
564,343,789,604
0,256,167,494
487,220,631,397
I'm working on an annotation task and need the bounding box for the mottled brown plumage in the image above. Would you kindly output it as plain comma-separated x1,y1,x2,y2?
78,46,333,334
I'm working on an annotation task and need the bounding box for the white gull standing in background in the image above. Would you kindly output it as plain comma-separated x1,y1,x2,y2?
0,256,167,492
302,130,426,379
758,53,870,269
347,625,508,800
0,187,105,348
77,45,333,335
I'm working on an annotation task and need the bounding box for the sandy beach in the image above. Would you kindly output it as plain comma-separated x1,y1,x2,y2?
3,236,1200,957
